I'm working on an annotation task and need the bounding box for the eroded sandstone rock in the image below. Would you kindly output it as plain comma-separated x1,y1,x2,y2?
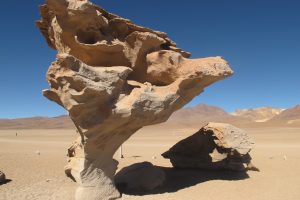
37,0,233,199
162,123,257,171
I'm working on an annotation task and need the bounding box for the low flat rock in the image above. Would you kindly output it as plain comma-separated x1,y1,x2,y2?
115,162,165,192
162,123,257,171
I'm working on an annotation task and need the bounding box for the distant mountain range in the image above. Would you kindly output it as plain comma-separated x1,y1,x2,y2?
0,116,73,130
231,107,284,122
268,105,300,125
0,104,299,129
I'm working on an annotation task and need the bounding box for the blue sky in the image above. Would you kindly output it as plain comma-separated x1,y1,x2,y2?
0,0,299,118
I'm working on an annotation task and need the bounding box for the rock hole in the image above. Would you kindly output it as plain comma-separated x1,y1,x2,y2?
160,43,170,50
76,29,99,44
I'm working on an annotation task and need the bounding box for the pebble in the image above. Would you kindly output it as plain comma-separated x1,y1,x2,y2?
0,171,6,183
283,155,287,160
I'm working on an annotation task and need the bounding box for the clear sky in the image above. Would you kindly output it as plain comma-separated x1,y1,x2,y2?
0,0,299,119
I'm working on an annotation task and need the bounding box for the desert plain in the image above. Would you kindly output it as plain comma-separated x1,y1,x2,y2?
1,122,300,200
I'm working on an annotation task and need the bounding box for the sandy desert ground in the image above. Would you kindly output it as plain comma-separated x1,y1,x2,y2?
0,125,300,200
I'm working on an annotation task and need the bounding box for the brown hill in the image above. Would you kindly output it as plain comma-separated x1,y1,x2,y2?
0,104,246,130
166,104,250,128
268,105,300,126
231,107,284,122
169,104,229,120
0,116,73,130
1,104,299,129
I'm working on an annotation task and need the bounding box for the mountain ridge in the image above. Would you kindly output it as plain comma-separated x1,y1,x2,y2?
0,104,299,129
231,107,285,122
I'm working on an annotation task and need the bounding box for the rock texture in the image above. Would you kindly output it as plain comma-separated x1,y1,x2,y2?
162,123,256,171
36,0,233,199
0,171,5,184
115,162,165,192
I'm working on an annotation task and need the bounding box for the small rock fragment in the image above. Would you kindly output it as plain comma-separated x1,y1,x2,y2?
283,155,287,160
0,171,6,183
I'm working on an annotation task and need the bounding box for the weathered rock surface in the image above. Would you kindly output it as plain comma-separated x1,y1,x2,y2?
37,0,233,199
115,162,165,192
0,171,5,184
162,123,256,171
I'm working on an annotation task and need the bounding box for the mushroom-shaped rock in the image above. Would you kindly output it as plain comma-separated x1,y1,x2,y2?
162,123,257,171
36,1,233,199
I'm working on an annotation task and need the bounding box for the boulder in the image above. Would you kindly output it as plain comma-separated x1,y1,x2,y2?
36,1,233,199
0,171,5,184
162,123,257,171
115,162,165,192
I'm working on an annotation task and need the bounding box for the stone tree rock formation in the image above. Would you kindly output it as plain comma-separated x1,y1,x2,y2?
37,0,233,199
162,123,257,171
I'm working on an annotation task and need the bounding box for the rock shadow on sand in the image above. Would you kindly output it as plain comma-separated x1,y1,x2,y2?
0,179,12,186
116,165,249,196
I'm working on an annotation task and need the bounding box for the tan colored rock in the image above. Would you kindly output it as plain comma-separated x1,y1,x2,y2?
0,171,5,184
37,0,233,199
162,123,257,171
115,162,165,192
